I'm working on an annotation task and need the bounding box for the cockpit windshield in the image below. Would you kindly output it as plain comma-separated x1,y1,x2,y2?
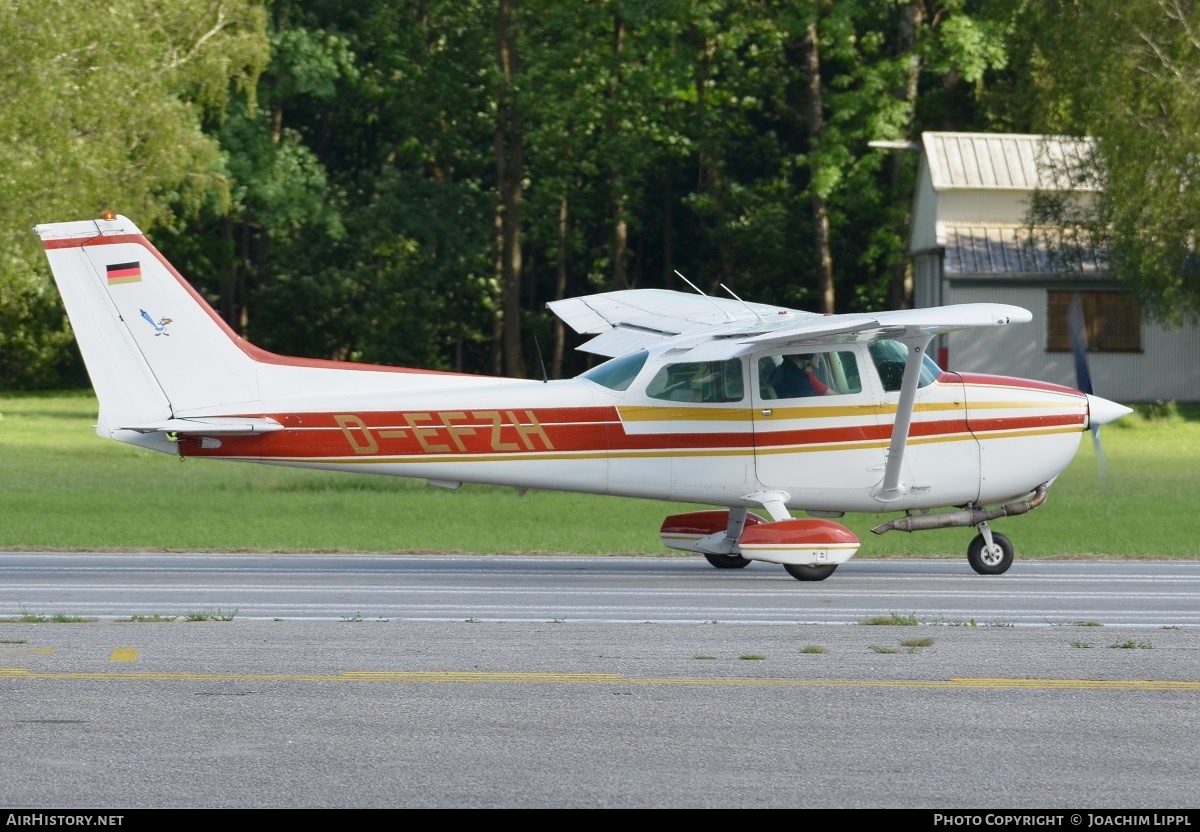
578,350,649,392
868,339,942,392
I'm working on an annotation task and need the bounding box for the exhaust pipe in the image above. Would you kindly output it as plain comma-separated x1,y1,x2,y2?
871,484,1048,535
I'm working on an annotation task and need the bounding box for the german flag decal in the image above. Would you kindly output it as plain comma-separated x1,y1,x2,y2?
106,261,142,285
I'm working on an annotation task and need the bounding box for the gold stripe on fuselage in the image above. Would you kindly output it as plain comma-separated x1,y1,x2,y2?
618,400,1080,423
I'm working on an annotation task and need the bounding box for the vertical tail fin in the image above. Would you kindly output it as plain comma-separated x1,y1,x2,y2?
38,215,504,446
35,215,260,436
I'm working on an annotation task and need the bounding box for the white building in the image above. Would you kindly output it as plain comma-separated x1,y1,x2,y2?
910,131,1200,403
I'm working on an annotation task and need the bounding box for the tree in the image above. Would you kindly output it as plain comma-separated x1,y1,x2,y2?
992,0,1200,324
0,0,269,388
162,0,500,373
495,0,525,376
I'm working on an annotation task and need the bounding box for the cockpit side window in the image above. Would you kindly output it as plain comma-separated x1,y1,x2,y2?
868,339,941,392
645,358,745,403
758,351,862,400
579,350,649,392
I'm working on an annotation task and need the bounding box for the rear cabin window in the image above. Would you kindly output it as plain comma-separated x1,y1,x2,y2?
645,359,745,403
758,351,862,400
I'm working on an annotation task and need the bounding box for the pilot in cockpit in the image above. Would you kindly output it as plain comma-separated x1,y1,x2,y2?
770,353,828,398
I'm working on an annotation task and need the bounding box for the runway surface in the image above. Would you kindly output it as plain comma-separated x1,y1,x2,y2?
1,552,1198,626
1,553,1198,808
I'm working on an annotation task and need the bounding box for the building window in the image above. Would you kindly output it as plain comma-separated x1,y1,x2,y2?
1047,291,1141,352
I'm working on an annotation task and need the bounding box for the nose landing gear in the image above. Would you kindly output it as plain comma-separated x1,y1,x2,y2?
968,521,1014,575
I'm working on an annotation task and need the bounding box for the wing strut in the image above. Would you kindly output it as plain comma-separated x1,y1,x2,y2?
872,334,934,503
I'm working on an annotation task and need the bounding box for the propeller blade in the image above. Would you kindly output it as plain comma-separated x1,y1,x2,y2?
1070,293,1107,478
1091,424,1108,479
1071,295,1136,480
1067,292,1094,397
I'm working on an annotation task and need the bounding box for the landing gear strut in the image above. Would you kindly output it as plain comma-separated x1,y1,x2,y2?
967,521,1014,575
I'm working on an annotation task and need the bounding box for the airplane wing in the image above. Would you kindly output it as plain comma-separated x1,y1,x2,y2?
547,289,812,357
733,303,1032,350
549,289,1030,358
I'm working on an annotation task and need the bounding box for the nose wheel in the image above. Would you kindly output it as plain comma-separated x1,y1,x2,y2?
967,522,1014,575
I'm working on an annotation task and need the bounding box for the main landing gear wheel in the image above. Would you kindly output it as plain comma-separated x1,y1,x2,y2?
967,531,1014,575
783,563,838,581
704,552,751,569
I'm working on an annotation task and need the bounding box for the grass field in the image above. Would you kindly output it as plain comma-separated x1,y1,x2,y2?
1,391,1197,558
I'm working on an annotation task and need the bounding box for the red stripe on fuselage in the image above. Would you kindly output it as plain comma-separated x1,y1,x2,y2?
177,405,1081,462
966,413,1085,433
956,372,1085,397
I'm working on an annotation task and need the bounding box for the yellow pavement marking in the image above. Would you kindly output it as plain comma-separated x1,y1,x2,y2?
109,648,139,663
0,647,55,655
0,668,1194,690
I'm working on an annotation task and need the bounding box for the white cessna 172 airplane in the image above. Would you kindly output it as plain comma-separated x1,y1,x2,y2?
36,214,1132,581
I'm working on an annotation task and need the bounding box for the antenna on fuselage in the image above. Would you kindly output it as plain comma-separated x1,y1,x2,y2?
674,270,735,322
532,335,549,383
719,283,766,325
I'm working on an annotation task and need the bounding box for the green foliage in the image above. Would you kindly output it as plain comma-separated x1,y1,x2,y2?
1,609,95,623
860,612,921,626
184,608,237,621
0,0,269,388
992,0,1200,324
3,1,1045,385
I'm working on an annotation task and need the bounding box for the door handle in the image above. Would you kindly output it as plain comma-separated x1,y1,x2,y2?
761,409,772,417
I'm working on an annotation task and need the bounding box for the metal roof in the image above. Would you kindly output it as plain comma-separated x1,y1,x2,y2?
941,225,1105,277
923,133,1100,192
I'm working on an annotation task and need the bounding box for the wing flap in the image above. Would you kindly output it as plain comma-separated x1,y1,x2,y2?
580,326,675,357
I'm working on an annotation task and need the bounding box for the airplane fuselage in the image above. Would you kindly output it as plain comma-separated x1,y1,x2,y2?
176,346,1088,516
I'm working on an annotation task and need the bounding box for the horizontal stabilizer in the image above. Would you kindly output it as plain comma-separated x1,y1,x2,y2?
117,417,284,436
